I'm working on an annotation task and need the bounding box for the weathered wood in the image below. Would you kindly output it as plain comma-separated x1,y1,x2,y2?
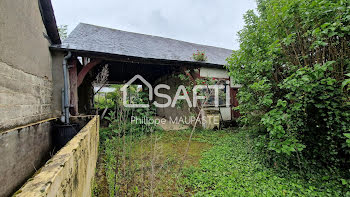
77,59,102,87
69,59,78,115
49,47,223,69
230,88,240,118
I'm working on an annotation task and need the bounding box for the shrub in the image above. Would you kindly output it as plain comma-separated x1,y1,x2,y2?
100,85,156,140
227,0,350,169
192,50,207,62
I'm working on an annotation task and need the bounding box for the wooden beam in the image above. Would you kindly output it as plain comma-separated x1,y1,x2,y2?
49,47,224,69
77,59,102,87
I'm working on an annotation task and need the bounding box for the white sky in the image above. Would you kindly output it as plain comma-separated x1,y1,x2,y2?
52,0,257,50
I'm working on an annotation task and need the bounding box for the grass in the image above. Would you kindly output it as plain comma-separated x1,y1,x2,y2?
93,128,346,196
182,130,345,196
93,128,214,196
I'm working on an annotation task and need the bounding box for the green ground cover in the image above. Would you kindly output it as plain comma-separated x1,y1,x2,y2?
93,128,345,196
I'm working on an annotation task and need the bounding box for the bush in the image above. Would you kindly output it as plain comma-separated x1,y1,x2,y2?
192,50,208,62
227,0,350,169
99,85,157,141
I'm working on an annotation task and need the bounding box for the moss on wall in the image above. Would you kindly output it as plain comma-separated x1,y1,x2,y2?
15,116,99,197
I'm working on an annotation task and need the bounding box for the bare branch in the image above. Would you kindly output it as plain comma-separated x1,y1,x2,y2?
93,64,109,95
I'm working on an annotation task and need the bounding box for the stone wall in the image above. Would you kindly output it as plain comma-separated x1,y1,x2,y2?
0,62,53,131
0,0,53,131
0,118,56,197
15,116,99,197
51,51,65,117
154,67,234,127
155,73,194,122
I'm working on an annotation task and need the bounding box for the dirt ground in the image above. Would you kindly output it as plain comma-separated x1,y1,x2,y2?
154,117,190,131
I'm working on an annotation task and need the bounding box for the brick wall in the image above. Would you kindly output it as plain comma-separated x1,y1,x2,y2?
0,62,52,131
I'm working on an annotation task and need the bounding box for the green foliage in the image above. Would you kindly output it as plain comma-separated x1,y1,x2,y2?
343,73,350,92
94,84,124,110
58,25,68,40
227,0,350,169
183,130,347,196
97,88,157,196
95,84,156,138
104,136,118,197
96,128,349,196
94,95,115,110
104,102,156,139
192,50,208,62
345,133,350,147
176,72,226,108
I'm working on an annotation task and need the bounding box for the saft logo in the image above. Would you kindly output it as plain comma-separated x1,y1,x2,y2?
121,75,230,108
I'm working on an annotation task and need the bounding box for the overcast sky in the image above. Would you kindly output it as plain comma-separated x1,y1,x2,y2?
52,0,256,50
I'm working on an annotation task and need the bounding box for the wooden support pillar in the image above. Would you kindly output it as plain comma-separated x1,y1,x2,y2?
77,59,102,87
230,88,240,118
69,59,78,115
65,58,101,115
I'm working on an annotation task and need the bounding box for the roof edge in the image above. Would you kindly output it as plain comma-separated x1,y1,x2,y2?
49,46,226,68
39,0,61,44
78,23,233,51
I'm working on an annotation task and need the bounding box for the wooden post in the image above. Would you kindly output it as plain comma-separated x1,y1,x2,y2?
69,59,78,115
230,88,240,118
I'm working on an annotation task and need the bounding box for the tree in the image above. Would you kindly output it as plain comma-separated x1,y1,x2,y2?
227,0,350,169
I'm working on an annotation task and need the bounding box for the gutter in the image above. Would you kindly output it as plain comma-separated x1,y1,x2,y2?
61,51,72,124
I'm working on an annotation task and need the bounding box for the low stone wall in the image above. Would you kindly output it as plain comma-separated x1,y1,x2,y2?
14,115,99,197
0,118,56,197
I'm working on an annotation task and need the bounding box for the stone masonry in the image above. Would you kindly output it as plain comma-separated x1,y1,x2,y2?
0,61,52,131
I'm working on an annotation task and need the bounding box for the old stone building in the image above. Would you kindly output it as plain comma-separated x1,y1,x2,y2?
0,0,61,131
0,1,98,197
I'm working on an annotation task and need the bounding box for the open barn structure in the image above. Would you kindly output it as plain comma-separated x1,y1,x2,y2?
50,23,240,123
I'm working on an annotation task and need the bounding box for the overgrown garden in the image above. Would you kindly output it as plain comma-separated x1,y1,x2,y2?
93,0,350,196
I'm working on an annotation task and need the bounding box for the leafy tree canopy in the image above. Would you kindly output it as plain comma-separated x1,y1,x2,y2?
227,0,350,169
